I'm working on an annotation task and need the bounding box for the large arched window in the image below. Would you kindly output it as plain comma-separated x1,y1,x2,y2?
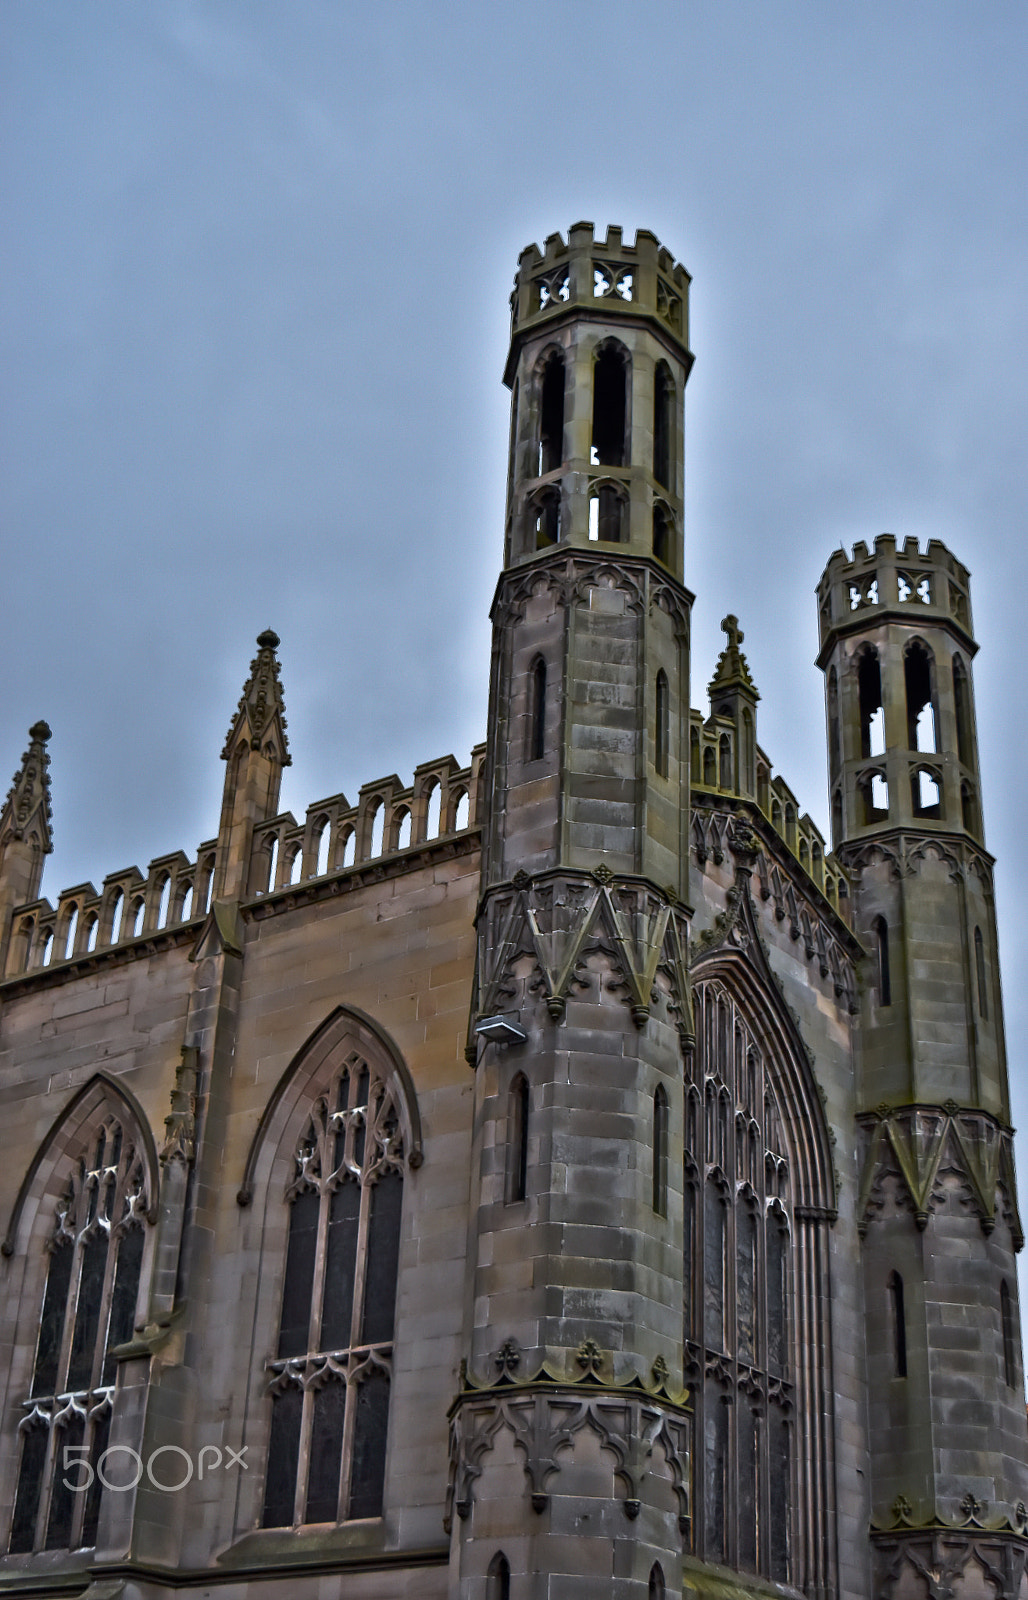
261,1051,406,1528
591,340,630,467
8,1107,151,1555
685,980,797,1585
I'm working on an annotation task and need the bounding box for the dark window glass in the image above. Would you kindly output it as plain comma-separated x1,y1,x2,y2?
321,1179,360,1350
9,1428,48,1554
530,658,547,761
704,1188,725,1351
32,1239,73,1398
82,1408,111,1548
738,1404,759,1571
262,1385,303,1528
361,1171,402,1346
277,1188,319,1358
347,1368,390,1519
45,1412,84,1550
305,1379,346,1523
769,1410,790,1581
737,1206,756,1365
102,1224,144,1381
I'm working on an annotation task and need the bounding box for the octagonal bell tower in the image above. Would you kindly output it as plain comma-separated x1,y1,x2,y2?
450,227,695,1600
818,536,1028,1594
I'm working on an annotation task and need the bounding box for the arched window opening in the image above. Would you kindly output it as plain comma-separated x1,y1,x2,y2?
537,351,565,476
532,487,560,548
653,1085,668,1216
652,501,670,564
888,1271,907,1377
719,734,731,791
953,654,974,768
591,342,629,467
8,1114,149,1555
63,905,79,961
263,840,278,897
688,982,797,1580
904,640,937,751
41,929,54,968
858,648,885,758
488,1552,512,1600
785,804,797,851
741,708,755,795
649,1562,666,1600
200,855,216,915
506,381,519,505
262,1058,405,1529
315,819,331,877
859,770,889,825
690,726,701,783
506,1073,529,1205
529,657,547,762
453,790,470,831
288,847,303,886
13,916,34,974
832,790,843,844
655,671,670,779
771,799,782,833
341,828,357,868
872,916,891,1007
368,801,385,859
703,745,716,787
911,765,942,819
108,891,124,944
1001,1280,1017,1390
180,882,194,919
395,809,412,851
974,927,988,1021
85,913,98,953
799,839,809,871
424,781,442,840
811,841,823,881
588,484,625,543
653,363,673,487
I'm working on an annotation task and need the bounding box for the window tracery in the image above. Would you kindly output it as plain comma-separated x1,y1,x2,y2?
685,980,793,1584
9,1117,148,1555
262,1053,404,1528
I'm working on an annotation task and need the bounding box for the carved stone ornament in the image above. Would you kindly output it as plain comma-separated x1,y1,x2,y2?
857,1103,1023,1248
159,1046,199,1166
0,720,53,852
470,869,693,1044
871,1525,1028,1600
493,549,687,631
220,630,291,765
445,1382,690,1536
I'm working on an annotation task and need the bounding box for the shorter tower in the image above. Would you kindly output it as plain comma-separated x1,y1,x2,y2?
818,535,1028,1592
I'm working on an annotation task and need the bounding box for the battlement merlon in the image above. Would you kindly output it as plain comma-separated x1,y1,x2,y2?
816,533,976,665
504,222,693,385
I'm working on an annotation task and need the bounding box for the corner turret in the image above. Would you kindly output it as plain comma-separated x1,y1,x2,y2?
706,615,759,799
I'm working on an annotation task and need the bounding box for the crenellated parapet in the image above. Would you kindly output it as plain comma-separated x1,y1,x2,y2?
816,533,974,660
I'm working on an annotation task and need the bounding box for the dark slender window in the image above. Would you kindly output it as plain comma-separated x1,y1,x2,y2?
872,916,891,1007
653,363,673,487
953,655,973,768
263,1058,404,1528
827,666,841,775
1002,1280,1017,1390
529,657,546,761
889,1271,907,1377
538,352,565,475
653,1085,668,1216
9,1117,147,1555
655,671,670,779
649,1562,666,1599
690,726,701,782
974,927,988,1020
719,734,731,790
506,1073,529,1204
904,640,936,751
592,343,628,466
488,1552,512,1600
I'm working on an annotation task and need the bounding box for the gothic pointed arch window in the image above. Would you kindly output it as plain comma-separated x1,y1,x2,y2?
684,973,832,1588
250,1016,421,1533
7,1094,154,1555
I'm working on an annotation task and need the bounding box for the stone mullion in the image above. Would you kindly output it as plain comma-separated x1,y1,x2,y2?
33,1199,92,1551
793,1212,835,1598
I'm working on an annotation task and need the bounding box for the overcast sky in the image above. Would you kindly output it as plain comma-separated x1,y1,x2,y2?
3,3,1028,1208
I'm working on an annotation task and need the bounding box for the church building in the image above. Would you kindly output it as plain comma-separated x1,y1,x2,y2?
1,223,1026,1599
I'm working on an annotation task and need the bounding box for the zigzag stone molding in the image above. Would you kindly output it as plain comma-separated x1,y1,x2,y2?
470,867,693,1052
857,1103,1023,1248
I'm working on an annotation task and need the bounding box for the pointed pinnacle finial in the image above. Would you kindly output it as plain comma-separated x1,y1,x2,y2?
256,628,280,650
221,630,290,764
29,720,52,744
1,721,54,851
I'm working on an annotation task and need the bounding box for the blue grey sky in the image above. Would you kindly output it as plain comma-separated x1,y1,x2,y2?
3,2,1028,1190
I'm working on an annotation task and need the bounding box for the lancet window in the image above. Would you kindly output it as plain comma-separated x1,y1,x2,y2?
684,981,793,1585
8,1117,149,1555
262,1053,404,1528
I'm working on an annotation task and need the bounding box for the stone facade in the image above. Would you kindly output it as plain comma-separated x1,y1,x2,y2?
1,225,1025,1600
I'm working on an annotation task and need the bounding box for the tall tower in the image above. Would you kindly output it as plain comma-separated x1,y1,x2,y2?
817,536,1028,1594
449,226,695,1597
